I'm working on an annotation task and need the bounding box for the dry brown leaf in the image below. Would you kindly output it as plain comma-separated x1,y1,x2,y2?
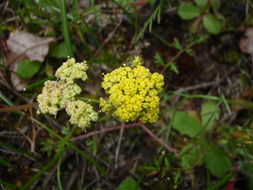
240,27,253,57
7,30,55,62
5,30,55,90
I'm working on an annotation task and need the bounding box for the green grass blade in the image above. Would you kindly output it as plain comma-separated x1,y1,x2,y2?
205,173,233,190
60,0,73,57
57,158,63,190
29,117,108,175
0,91,14,106
220,94,232,115
24,76,56,91
20,151,62,190
172,92,253,109
0,179,18,189
0,158,15,168
0,141,36,158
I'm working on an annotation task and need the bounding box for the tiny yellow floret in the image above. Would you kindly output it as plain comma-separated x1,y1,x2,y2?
100,56,164,123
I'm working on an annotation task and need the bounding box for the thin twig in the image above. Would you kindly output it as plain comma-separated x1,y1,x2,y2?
174,81,218,94
92,20,122,59
115,126,124,169
138,122,178,155
0,103,38,112
0,79,30,102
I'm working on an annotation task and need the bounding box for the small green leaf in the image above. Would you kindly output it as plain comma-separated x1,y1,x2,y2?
165,61,179,74
16,60,41,78
194,0,208,7
203,14,221,34
201,101,220,131
177,4,201,20
50,42,69,59
154,52,165,66
171,38,182,50
118,177,140,190
172,111,202,138
210,0,221,10
50,42,75,59
204,144,232,178
180,144,201,169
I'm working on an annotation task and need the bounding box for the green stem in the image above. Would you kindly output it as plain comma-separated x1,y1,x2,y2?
24,76,56,91
0,91,14,106
57,158,63,190
29,116,107,175
78,97,100,104
21,152,62,190
0,179,18,189
172,92,253,109
60,0,73,57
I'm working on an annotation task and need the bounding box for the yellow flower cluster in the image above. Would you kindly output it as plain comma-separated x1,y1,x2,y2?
37,58,97,129
100,56,164,123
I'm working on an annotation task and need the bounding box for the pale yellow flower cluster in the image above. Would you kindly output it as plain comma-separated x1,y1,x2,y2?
55,58,88,82
100,56,164,123
37,80,81,115
37,58,97,129
65,100,98,129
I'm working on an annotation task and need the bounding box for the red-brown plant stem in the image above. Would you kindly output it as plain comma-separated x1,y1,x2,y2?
0,103,38,112
138,122,177,155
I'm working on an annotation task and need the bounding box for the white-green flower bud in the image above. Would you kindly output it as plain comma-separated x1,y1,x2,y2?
37,58,98,129
55,58,88,82
37,80,82,115
65,100,98,129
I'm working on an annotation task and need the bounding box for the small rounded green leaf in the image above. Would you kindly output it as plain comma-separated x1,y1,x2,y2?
16,60,41,78
172,111,202,138
177,4,201,20
204,144,232,178
50,42,69,59
118,177,140,190
203,14,221,34
194,0,208,7
50,42,76,59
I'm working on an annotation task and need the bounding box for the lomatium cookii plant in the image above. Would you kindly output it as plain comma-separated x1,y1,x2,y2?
37,56,164,129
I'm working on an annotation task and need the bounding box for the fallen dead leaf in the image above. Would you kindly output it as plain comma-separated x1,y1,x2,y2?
7,30,55,62
5,30,55,90
240,27,253,58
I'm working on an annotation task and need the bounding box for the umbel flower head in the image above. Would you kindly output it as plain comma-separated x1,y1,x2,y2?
55,58,88,82
65,100,98,129
100,56,164,123
37,80,81,115
37,58,98,129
